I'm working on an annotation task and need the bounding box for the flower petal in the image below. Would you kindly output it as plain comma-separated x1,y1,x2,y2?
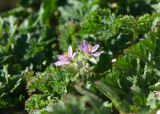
91,44,99,53
84,40,89,46
90,51,103,57
57,55,65,60
68,45,73,58
83,40,89,52
54,60,70,66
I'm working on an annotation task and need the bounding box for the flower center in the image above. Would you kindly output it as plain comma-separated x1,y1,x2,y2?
88,45,92,52
63,53,68,59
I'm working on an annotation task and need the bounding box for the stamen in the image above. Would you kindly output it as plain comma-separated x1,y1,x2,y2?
63,53,68,59
88,45,92,52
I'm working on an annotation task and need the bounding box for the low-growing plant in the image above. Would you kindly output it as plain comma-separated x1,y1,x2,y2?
0,0,160,114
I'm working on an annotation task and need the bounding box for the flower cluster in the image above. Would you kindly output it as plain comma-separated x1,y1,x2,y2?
54,40,103,66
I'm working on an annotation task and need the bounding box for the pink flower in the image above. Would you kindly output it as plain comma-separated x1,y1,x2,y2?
54,46,76,66
79,40,103,57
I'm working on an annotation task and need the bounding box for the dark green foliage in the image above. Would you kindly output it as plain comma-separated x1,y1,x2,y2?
97,0,159,16
95,26,160,113
0,65,25,109
0,1,58,74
